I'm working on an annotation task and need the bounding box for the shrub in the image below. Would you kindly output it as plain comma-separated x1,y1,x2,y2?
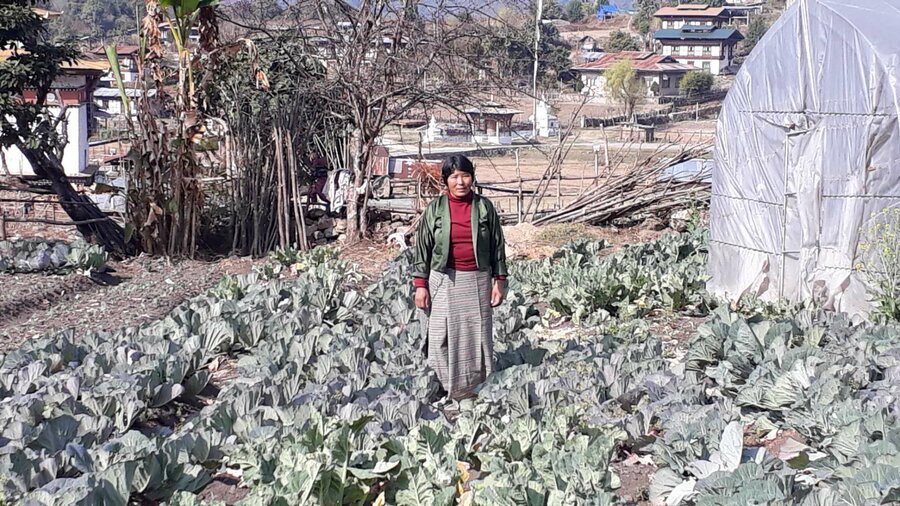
679,70,714,96
605,30,640,52
857,208,900,322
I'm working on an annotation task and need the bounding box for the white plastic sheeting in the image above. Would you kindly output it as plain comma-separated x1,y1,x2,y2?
709,0,900,318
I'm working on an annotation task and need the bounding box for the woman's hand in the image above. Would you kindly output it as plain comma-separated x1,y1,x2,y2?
491,279,505,307
415,287,431,310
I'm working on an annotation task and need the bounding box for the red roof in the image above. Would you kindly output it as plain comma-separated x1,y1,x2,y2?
573,52,696,73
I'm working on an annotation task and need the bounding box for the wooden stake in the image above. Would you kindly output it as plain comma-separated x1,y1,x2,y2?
602,125,610,167
556,165,562,210
515,149,523,224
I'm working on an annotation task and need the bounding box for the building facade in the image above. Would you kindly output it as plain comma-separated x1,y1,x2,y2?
653,4,745,75
575,52,696,99
2,60,107,180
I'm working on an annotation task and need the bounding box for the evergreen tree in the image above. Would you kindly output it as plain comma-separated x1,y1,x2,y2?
564,0,585,22
606,30,640,52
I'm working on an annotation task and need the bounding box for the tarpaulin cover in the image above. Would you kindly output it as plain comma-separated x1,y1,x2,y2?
709,0,900,319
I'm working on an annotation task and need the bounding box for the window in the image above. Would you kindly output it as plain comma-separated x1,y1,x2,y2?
702,62,711,72
662,74,671,89
703,46,712,56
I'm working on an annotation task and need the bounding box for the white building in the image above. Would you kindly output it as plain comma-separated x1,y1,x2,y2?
575,52,696,99
653,4,745,75
93,87,157,118
90,45,142,86
2,59,108,180
655,26,744,75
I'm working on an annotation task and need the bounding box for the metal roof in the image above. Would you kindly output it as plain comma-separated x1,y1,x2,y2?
0,50,110,73
463,103,522,116
655,27,744,42
573,51,697,73
93,87,156,99
654,4,726,17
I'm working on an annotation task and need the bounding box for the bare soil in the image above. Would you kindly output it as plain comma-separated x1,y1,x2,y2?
0,238,406,351
0,255,258,350
504,222,667,260
613,460,655,506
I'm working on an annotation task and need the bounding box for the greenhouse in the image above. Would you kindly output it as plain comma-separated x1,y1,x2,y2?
709,0,900,318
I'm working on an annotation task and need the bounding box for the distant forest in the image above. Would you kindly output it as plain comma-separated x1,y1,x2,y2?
46,0,143,42
44,0,287,43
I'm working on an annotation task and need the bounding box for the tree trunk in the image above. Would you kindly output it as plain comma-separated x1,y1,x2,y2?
346,134,367,243
19,145,140,258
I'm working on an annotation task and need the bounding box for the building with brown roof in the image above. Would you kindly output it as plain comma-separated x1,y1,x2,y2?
573,52,696,99
1,52,109,180
89,45,142,85
654,4,729,29
653,4,745,75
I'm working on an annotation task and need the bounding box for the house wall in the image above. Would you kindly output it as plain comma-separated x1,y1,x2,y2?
580,72,684,99
3,104,90,178
99,98,124,116
102,58,139,85
659,18,721,29
660,42,735,74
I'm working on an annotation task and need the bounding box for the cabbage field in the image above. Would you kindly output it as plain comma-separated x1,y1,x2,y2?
3,230,900,505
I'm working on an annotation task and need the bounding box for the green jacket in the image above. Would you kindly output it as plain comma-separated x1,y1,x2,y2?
413,194,508,280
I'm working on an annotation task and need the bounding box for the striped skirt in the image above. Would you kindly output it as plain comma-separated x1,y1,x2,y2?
422,269,494,400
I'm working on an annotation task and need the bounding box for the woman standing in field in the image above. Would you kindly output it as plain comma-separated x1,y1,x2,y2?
413,155,508,401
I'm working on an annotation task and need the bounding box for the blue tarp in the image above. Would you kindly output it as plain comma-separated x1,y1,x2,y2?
597,4,620,19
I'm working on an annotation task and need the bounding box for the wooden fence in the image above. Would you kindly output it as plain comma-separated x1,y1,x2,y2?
658,90,728,107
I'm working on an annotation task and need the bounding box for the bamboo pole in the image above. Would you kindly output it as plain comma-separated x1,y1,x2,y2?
286,131,309,251
274,128,288,249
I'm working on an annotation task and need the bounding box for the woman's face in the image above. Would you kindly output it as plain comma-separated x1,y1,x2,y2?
447,170,474,198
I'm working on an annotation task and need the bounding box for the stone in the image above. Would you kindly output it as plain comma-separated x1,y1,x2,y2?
642,216,667,231
387,232,409,250
334,219,347,233
307,208,326,220
670,209,693,233
323,227,336,238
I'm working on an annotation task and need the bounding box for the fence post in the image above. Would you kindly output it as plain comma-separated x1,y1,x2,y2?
516,149,523,224
602,125,610,167
556,167,562,210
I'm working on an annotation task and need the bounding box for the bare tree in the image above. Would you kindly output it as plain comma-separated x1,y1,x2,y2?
279,0,516,242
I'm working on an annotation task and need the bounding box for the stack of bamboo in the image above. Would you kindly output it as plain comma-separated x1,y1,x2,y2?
534,145,711,226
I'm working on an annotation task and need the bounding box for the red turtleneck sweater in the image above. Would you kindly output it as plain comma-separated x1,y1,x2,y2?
414,192,505,289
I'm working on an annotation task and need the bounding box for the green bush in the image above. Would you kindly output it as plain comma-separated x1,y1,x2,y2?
857,208,900,322
679,70,714,96
605,30,640,52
